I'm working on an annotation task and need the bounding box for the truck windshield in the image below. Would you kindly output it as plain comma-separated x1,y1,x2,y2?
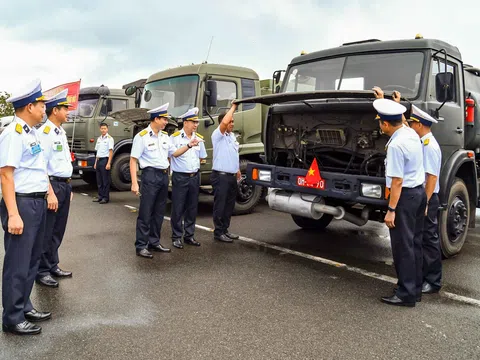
141,75,199,118
67,96,99,120
284,52,425,99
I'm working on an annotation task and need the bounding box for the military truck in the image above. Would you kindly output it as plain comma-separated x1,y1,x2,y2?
63,87,136,190
239,36,480,258
116,63,270,214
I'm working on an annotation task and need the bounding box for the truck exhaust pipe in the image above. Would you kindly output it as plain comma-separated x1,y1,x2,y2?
266,189,369,226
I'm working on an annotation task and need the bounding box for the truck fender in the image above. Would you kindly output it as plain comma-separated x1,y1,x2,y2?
438,149,477,224
113,139,133,157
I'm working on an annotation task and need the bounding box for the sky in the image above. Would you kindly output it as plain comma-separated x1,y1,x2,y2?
1,0,479,94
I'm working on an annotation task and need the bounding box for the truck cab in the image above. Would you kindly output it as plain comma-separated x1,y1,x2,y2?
121,63,270,214
241,37,480,257
63,86,135,189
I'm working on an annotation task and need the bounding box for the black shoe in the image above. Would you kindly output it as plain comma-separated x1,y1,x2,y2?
148,244,171,253
136,249,153,259
2,321,41,335
225,232,239,240
99,199,108,204
25,309,51,322
35,275,59,288
422,282,440,294
92,198,102,202
51,268,72,278
172,239,184,249
381,294,415,307
214,234,233,243
184,238,201,246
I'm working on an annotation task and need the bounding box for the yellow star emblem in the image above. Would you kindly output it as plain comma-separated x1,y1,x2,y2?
308,169,315,176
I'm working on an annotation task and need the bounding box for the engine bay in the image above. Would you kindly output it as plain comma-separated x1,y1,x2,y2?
268,103,390,177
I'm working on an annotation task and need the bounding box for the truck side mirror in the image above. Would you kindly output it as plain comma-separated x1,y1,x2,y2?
125,86,137,96
435,72,455,103
206,80,218,107
106,99,113,113
275,85,281,94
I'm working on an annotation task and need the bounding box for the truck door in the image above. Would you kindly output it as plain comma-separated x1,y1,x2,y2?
199,77,241,169
97,98,130,142
425,54,464,154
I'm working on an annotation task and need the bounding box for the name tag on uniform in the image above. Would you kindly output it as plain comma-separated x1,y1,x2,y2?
30,142,41,155
53,141,63,151
147,142,157,151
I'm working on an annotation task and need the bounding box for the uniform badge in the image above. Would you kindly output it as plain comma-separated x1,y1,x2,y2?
423,138,430,146
23,124,30,133
53,141,63,151
43,126,51,134
30,142,41,155
54,128,60,135
172,131,181,137
139,129,148,137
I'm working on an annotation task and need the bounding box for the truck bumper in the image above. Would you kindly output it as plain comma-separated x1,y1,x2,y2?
74,153,96,174
246,163,388,208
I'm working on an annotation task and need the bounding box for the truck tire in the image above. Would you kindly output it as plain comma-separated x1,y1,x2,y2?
81,172,97,186
233,159,263,215
110,153,132,191
291,214,333,230
440,178,470,258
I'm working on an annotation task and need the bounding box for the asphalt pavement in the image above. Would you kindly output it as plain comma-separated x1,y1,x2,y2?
1,180,480,359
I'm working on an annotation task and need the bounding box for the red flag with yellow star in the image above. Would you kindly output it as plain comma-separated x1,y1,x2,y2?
305,158,322,185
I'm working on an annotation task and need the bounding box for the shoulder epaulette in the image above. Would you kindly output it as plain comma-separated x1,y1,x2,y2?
43,126,51,134
139,129,148,137
172,131,181,137
15,123,23,134
195,133,204,139
107,134,112,138
423,139,430,146
161,131,168,135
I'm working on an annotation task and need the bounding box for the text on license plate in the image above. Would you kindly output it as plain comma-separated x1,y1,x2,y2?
297,176,325,189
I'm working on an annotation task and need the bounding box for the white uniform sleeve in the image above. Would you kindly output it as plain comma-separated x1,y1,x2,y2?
386,144,404,179
130,135,144,159
95,137,99,151
0,131,23,169
424,146,441,177
211,127,223,143
109,137,114,150
199,141,207,158
167,136,177,157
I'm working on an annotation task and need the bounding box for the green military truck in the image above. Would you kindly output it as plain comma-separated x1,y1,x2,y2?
63,87,136,190
114,63,270,214
241,36,480,257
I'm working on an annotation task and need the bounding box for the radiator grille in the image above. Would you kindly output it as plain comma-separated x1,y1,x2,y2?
67,137,86,151
315,129,346,146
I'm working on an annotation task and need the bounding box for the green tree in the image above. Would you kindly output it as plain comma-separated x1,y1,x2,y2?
0,91,14,117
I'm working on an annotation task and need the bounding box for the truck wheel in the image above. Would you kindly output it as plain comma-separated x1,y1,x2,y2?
110,153,132,191
81,172,97,186
233,159,263,215
440,178,470,258
291,214,333,230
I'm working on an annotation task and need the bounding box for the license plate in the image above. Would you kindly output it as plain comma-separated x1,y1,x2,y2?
297,176,325,190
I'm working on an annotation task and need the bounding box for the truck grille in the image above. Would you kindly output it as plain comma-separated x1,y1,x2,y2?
67,137,86,151
315,129,346,146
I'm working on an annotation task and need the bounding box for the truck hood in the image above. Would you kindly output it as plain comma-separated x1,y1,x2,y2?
233,90,394,106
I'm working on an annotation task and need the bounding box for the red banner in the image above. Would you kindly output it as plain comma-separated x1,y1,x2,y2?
44,80,81,110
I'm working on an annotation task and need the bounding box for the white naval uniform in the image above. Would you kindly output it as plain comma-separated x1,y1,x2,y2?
170,130,207,173
38,119,73,178
385,126,424,189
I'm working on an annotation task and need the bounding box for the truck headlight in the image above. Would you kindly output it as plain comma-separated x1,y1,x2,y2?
258,170,272,182
361,183,382,199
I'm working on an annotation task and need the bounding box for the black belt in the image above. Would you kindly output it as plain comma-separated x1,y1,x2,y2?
403,185,423,190
143,167,168,174
15,192,48,199
213,170,236,176
49,176,71,183
174,171,198,177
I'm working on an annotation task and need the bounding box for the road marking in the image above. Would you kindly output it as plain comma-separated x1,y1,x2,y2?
118,203,480,307
80,193,89,196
